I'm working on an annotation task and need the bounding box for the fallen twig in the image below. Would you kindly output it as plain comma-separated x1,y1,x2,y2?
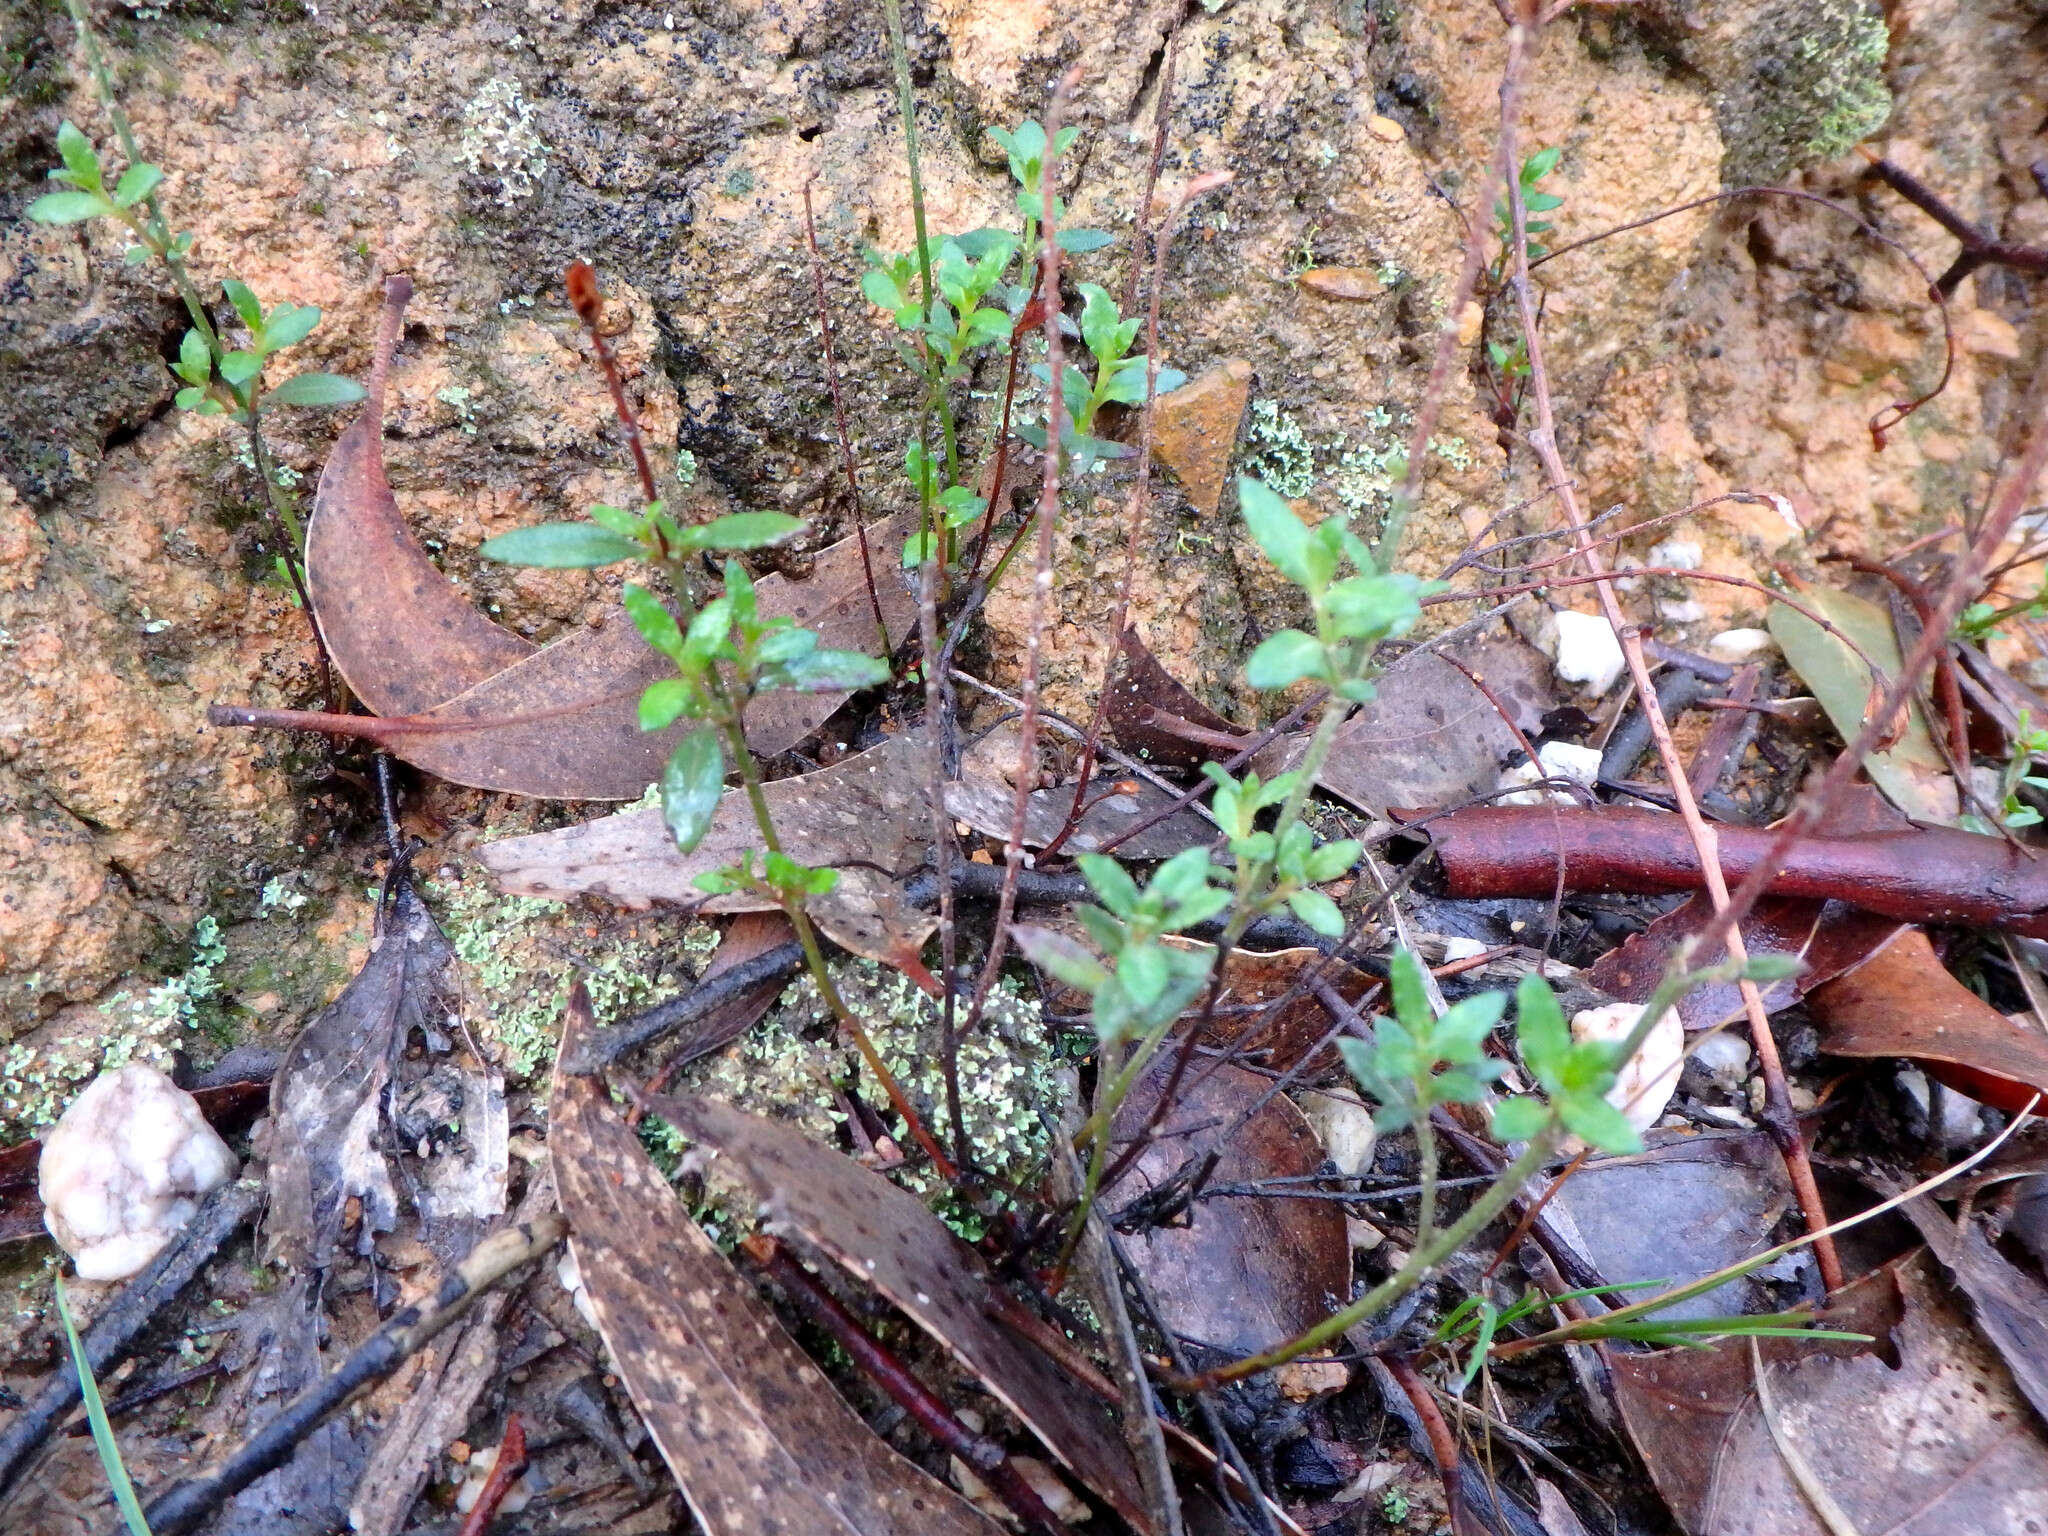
1864,154,2048,295
0,1179,263,1499
740,1235,1075,1536
1426,804,2048,937
138,1212,567,1536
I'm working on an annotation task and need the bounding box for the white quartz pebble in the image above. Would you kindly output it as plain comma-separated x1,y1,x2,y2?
1569,1002,1683,1137
40,1064,238,1281
1552,610,1626,696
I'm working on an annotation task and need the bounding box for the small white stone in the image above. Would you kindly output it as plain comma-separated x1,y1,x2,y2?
39,1064,238,1282
556,1246,599,1330
1568,1002,1683,1136
1498,739,1603,805
1648,538,1702,571
1688,1029,1751,1093
1440,936,1488,963
1552,610,1626,695
1656,597,1708,625
454,1445,533,1515
1295,1091,1377,1177
1706,627,1779,664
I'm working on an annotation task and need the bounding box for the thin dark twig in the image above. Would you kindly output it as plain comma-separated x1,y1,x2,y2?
0,1181,263,1499
1119,21,1180,317
1828,552,1972,769
558,942,806,1074
1528,182,1957,448
741,1237,1073,1536
1864,155,2048,294
1388,1354,1466,1535
801,178,891,654
139,1214,567,1536
965,65,1084,1041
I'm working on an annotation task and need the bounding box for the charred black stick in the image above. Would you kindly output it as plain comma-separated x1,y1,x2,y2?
0,1179,263,1499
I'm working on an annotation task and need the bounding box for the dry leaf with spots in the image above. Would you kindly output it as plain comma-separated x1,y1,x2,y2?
549,991,1003,1536
640,1091,1158,1533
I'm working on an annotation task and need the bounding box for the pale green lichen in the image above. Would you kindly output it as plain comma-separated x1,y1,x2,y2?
676,958,1064,1235
459,78,549,205
1719,0,1891,184
435,384,478,435
1243,398,1412,531
429,874,702,1082
1,917,227,1137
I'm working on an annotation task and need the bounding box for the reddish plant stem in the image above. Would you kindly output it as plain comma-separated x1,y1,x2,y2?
1045,176,1222,862
802,179,891,655
565,263,660,507
1497,14,1843,1290
455,1414,527,1536
1864,155,2048,293
1385,1355,1466,1535
1527,183,1955,448
1118,20,1179,317
964,68,1082,1035
741,1237,1073,1536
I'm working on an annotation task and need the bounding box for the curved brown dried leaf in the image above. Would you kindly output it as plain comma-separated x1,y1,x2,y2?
549,992,1002,1536
1613,1251,2048,1536
641,1092,1156,1534
307,276,537,717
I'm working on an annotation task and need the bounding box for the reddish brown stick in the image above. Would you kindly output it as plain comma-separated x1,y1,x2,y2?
456,1414,527,1536
741,1237,1073,1536
1427,804,2048,937
1386,1355,1466,1535
565,263,660,508
1830,553,1973,771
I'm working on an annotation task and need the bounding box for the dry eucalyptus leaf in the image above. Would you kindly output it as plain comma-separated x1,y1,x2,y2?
299,276,914,798
1254,651,1514,816
640,1092,1158,1534
306,274,536,718
943,772,1214,860
267,881,447,1270
1113,1059,1350,1358
550,992,1001,1536
1613,1251,2048,1536
476,733,935,964
1103,626,1253,771
1767,576,1958,824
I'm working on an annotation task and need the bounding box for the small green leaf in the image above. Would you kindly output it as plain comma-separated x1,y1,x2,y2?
175,329,212,386
1286,888,1345,937
54,121,102,190
26,189,109,224
661,728,726,854
265,372,364,407
54,1278,153,1536
694,511,804,550
1742,954,1803,984
1515,972,1570,1079
1056,227,1115,254
1559,1093,1642,1155
260,301,321,352
1490,1096,1549,1142
624,584,686,661
1305,838,1361,883
638,678,696,731
1012,924,1110,994
1245,628,1325,690
1238,477,1314,588
174,386,207,411
1077,853,1142,918
111,162,163,209
1389,950,1432,1029
218,350,262,387
123,244,150,265
772,648,889,692
479,522,643,568
222,278,263,331
585,503,643,537
1119,942,1170,1008
861,267,907,312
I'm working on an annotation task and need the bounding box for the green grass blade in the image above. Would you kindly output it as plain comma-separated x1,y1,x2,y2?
54,1277,155,1536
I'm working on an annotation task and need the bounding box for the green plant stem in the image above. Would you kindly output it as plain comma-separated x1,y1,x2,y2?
710,684,957,1180
1415,1112,1439,1246
1174,1125,1561,1391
